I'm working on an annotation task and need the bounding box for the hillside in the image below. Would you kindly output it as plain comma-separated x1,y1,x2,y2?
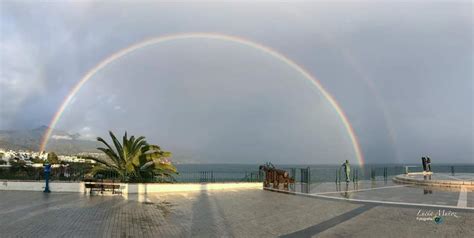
0,126,100,155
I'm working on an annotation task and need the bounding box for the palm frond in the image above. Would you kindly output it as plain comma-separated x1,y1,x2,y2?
96,148,123,169
81,155,110,167
122,132,129,159
97,137,117,156
109,131,125,164
92,131,177,183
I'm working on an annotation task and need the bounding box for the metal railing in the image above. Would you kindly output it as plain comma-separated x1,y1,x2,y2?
0,166,92,182
0,167,263,183
1,164,472,183
174,170,263,183
278,165,474,184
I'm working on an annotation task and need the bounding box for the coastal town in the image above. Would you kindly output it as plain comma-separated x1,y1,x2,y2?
0,148,97,167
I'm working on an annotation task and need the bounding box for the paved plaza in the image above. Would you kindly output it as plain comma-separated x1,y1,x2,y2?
1,185,473,238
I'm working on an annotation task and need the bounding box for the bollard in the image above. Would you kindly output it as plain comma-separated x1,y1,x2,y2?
307,167,311,185
43,162,51,193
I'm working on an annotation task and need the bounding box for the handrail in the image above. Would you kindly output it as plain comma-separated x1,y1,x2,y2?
405,165,422,174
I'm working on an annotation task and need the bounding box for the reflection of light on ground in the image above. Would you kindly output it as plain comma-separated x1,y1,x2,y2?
267,178,474,211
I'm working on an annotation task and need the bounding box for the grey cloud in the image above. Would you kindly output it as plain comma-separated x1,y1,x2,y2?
0,1,472,164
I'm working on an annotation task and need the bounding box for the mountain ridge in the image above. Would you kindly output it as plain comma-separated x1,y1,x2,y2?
0,126,100,154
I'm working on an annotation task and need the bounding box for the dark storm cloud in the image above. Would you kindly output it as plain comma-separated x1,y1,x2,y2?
0,1,472,164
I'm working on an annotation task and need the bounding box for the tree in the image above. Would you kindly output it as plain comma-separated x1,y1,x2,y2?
84,131,178,182
47,152,60,164
9,158,27,173
31,156,43,164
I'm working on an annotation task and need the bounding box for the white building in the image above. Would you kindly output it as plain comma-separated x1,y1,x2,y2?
0,149,96,165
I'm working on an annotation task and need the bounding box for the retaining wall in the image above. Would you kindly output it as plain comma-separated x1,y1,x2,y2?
0,180,262,194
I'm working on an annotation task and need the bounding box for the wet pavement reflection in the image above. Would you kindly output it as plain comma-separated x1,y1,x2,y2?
281,178,472,209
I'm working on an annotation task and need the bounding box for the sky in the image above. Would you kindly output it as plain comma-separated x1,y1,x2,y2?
0,1,472,164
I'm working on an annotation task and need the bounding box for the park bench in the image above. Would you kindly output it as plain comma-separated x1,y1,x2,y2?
84,179,122,195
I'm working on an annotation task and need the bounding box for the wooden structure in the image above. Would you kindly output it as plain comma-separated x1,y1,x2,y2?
84,179,122,195
259,163,295,189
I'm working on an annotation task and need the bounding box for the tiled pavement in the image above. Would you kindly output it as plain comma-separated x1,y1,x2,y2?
0,189,473,237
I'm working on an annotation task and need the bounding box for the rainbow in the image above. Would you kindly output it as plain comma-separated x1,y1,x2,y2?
40,32,365,165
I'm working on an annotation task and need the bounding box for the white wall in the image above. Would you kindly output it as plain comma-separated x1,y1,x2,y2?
123,182,262,194
0,181,85,193
0,181,261,194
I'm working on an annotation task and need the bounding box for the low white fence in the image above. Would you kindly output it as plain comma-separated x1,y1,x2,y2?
0,180,262,194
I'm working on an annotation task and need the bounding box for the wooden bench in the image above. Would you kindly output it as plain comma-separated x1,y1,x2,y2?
84,179,122,195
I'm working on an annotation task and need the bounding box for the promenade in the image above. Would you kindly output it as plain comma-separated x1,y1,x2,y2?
1,187,473,237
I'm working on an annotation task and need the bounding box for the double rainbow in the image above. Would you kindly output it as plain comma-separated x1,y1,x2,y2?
40,32,365,165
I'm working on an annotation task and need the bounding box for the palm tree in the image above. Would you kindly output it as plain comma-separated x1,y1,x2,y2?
84,131,178,182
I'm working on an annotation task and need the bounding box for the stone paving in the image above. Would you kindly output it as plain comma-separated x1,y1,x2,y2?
393,173,474,189
287,179,474,209
320,185,464,206
0,188,473,237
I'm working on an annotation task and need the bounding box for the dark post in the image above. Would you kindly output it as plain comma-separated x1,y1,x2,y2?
300,169,304,184
290,168,296,182
300,167,310,193
307,167,311,185
43,162,51,193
